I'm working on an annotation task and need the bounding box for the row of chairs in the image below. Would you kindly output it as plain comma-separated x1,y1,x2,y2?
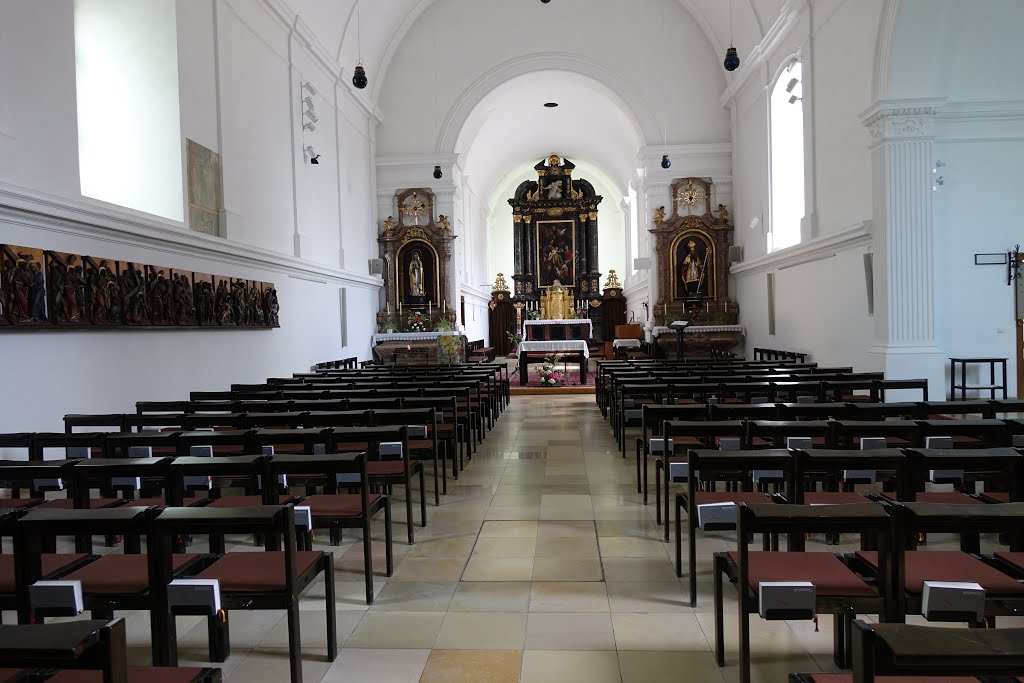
716,501,1024,683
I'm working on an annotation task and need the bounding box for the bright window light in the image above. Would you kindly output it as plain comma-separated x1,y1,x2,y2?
769,61,805,252
75,0,183,222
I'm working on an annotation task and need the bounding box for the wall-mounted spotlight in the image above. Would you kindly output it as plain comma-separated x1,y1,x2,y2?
433,165,443,180
661,154,671,169
786,78,799,93
932,160,946,191
303,96,316,109
303,121,317,132
302,82,317,96
305,145,320,165
788,95,802,105
304,110,319,124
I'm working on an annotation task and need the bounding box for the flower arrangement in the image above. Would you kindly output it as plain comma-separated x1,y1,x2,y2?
406,311,426,332
506,331,523,347
538,353,565,387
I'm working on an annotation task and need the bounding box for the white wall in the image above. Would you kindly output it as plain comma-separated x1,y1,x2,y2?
0,0,382,432
729,0,883,366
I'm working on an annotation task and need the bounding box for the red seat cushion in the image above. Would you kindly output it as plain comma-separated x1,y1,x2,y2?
46,667,207,683
335,442,370,453
123,495,204,508
0,498,42,509
995,552,1024,571
857,551,1024,595
801,492,870,505
881,492,983,505
0,554,89,594
63,553,201,594
39,498,122,510
196,551,324,591
367,461,406,475
408,439,435,450
984,491,1011,503
302,493,382,516
206,494,294,508
728,551,876,597
809,675,981,683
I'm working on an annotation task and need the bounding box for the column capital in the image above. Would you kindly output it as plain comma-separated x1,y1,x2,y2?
860,99,944,143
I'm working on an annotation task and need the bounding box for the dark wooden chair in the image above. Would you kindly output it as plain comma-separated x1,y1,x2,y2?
151,505,335,683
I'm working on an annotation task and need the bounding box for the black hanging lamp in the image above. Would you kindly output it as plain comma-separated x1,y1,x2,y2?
723,0,741,71
351,2,368,89
433,165,443,179
661,154,671,169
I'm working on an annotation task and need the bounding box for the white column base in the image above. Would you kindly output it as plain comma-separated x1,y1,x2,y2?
869,345,946,401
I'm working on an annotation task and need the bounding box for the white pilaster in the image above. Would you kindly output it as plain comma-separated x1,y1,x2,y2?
862,100,946,394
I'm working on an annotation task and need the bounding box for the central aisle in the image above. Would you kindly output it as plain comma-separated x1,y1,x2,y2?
142,395,841,683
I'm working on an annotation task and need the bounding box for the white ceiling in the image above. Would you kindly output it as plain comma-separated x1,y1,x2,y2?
289,0,786,104
457,70,644,198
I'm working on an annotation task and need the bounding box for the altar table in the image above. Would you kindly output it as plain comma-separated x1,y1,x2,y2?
523,319,592,341
517,340,590,386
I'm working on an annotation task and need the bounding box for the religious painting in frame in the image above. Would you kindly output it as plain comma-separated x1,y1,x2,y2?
0,244,48,325
186,138,222,237
44,250,86,325
395,239,440,307
670,229,716,301
535,220,576,289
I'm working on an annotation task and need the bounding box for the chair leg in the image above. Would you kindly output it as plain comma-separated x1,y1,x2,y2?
286,606,303,683
738,593,750,683
207,611,230,663
714,554,726,667
405,477,415,544
325,557,338,660
384,498,394,576
432,453,440,506
655,463,662,524
419,467,427,527
362,518,374,605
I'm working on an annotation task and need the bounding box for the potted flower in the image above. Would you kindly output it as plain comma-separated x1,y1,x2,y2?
379,320,399,333
406,311,426,332
434,317,454,332
537,353,565,387
506,331,524,357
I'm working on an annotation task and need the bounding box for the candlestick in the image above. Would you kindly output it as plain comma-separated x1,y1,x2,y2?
663,303,668,321
399,300,402,314
706,301,710,313
443,299,446,313
429,301,432,316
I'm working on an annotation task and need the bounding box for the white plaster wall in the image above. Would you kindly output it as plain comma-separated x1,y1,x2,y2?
0,0,382,432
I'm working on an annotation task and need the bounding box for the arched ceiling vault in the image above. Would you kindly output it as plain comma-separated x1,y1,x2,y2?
288,0,777,105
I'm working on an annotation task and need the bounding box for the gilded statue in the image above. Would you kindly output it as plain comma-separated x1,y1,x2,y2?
540,279,574,320
438,214,451,231
717,203,729,222
653,206,666,225
408,250,426,297
382,215,395,232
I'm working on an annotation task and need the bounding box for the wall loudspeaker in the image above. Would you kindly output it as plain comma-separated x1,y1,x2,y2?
863,253,874,316
728,245,743,263
633,257,652,271
767,273,776,336
368,258,384,276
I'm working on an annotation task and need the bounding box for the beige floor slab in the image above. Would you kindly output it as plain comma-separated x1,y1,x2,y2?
448,581,533,612
433,611,528,650
606,581,692,612
525,612,617,650
321,648,430,683
463,556,535,581
602,557,680,582
226,647,333,683
259,610,364,650
419,649,523,683
599,536,672,558
388,557,468,582
611,613,711,651
534,536,600,557
536,520,597,538
370,581,457,612
403,537,477,558
520,650,622,683
529,582,610,612
472,536,538,557
344,611,445,649
617,650,725,683
531,557,604,581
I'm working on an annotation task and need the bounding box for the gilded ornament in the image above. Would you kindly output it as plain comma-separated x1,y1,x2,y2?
580,280,589,293
523,215,532,223
603,269,622,289
547,153,561,167
437,214,451,231
589,299,602,307
717,204,729,222
588,211,598,220
492,272,510,292
652,206,666,225
400,192,428,225
579,214,588,222
547,208,563,217
382,215,395,232
513,214,523,223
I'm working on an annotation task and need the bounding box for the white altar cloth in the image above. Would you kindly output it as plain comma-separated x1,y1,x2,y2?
651,324,744,338
523,319,593,338
517,340,590,358
372,331,456,344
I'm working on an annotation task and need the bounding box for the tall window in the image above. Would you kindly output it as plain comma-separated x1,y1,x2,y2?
75,0,183,221
768,60,805,252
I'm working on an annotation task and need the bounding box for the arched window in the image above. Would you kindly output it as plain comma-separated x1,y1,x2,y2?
768,60,805,252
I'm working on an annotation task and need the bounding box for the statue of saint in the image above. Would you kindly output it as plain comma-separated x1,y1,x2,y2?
681,240,706,296
545,180,563,200
408,250,426,297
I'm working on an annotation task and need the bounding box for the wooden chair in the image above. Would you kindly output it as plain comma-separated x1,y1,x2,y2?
151,505,335,683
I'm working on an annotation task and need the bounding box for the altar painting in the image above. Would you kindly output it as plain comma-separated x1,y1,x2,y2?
396,240,439,306
536,220,575,288
671,230,715,300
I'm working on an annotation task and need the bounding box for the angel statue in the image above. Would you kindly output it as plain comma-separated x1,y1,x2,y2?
382,216,395,232
653,206,666,225
437,215,451,231
545,180,563,200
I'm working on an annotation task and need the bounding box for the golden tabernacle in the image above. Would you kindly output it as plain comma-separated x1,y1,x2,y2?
540,280,574,320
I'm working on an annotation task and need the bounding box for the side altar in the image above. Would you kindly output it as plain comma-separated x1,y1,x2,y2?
649,178,743,358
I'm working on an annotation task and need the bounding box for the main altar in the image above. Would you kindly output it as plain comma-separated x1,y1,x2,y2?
487,154,627,358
